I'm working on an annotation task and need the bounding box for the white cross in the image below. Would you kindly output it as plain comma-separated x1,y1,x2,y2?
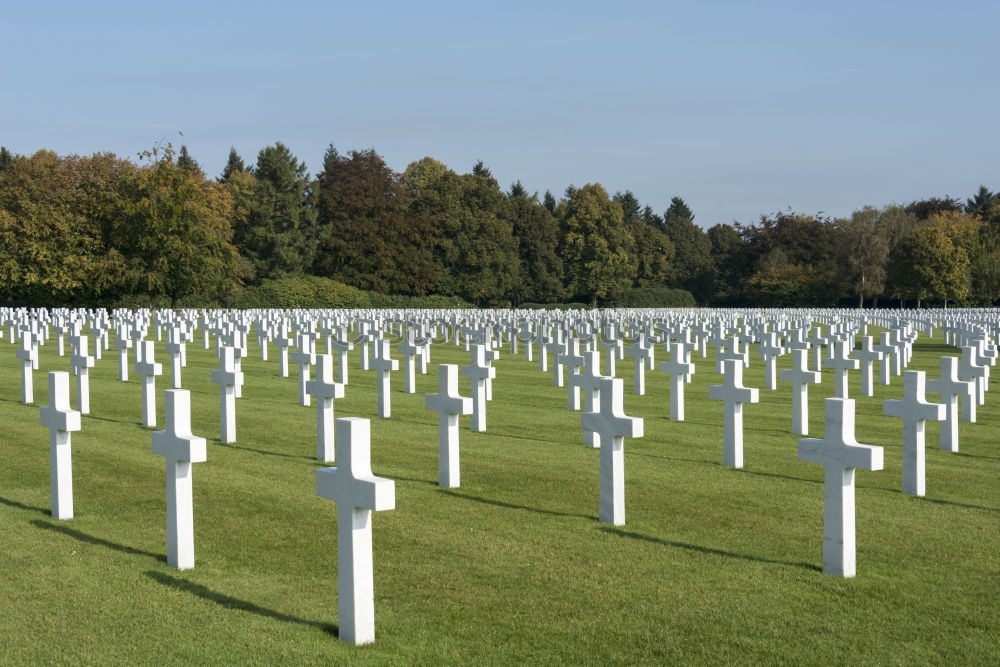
165,326,184,389
291,334,316,407
926,356,974,453
16,335,37,404
708,359,759,468
625,334,653,395
957,346,987,412
852,336,883,398
113,326,132,381
425,364,473,488
582,377,643,525
884,370,945,496
569,350,605,447
758,332,785,390
275,334,293,378
316,417,395,645
135,340,163,427
40,372,81,520
211,346,241,443
330,327,354,384
70,334,95,414
397,330,420,394
659,342,693,421
460,344,495,432
370,339,399,419
824,339,859,399
806,327,830,372
545,331,566,387
780,348,821,435
558,338,585,409
152,389,207,570
798,397,883,577
306,354,345,462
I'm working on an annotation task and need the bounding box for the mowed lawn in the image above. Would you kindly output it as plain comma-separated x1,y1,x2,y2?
0,321,997,664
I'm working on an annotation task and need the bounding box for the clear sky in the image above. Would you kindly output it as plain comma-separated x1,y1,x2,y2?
4,0,998,227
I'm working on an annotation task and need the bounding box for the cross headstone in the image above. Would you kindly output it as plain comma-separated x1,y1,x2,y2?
625,334,653,395
758,332,785,390
460,344,495,432
40,372,81,520
291,334,316,407
798,397,884,577
398,330,420,394
152,389,207,570
425,364,473,488
658,342,693,421
824,339,859,399
852,336,883,398
780,348,821,435
316,418,396,645
708,359,759,468
113,326,133,381
582,377,643,525
873,333,895,386
884,370,945,496
165,326,184,389
569,350,604,447
926,356,974,453
16,335,37,404
330,328,354,384
211,346,240,443
70,334,95,414
370,340,399,418
306,354,345,462
135,340,163,427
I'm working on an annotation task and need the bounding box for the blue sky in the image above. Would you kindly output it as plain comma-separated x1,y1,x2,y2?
3,1,998,227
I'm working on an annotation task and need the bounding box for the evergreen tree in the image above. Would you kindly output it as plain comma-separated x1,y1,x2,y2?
176,145,201,174
219,147,247,183
662,196,713,302
508,180,528,198
0,147,13,172
965,185,997,220
505,188,564,304
543,190,556,213
613,190,641,224
471,160,492,178
234,142,317,282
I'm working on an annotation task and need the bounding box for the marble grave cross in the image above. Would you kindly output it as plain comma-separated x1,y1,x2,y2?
708,359,760,468
152,389,207,570
424,364,473,488
316,418,396,645
40,371,82,520
883,370,945,496
306,354,346,462
582,376,643,526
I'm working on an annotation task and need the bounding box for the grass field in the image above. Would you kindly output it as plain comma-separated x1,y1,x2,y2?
1,321,998,664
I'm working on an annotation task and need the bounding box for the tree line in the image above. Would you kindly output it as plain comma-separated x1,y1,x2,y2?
0,142,997,308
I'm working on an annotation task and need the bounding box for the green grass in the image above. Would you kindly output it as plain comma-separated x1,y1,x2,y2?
1,324,998,664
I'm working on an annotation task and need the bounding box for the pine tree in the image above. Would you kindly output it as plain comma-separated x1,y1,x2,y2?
176,145,202,175
219,147,247,182
965,185,997,220
0,147,13,172
234,142,317,282
543,190,556,213
662,196,712,302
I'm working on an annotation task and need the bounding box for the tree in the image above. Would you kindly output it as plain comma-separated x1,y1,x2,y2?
886,212,970,306
662,197,712,303
626,217,673,289
707,223,741,304
315,146,437,294
0,147,13,172
219,147,247,183
505,188,564,304
559,183,634,306
664,196,694,229
542,190,556,213
235,142,317,282
965,185,997,220
176,145,202,175
112,147,241,306
905,196,962,220
835,206,890,307
403,157,521,305
0,150,113,304
612,190,641,224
